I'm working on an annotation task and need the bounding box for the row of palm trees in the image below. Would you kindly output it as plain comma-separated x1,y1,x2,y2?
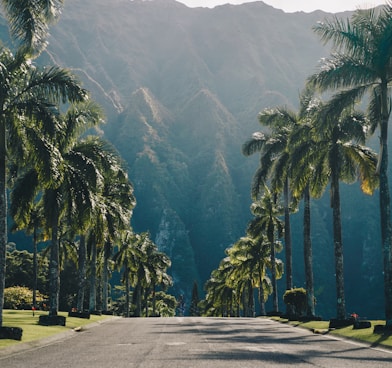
202,187,284,317
204,4,392,323
0,0,173,325
113,231,172,317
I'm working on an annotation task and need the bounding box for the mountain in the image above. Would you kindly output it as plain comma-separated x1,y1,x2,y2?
5,0,383,317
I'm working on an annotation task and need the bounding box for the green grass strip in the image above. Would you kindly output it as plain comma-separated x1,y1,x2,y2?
268,316,392,349
0,309,114,348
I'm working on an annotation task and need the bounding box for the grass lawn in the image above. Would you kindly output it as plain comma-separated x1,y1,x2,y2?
269,317,392,349
0,309,115,348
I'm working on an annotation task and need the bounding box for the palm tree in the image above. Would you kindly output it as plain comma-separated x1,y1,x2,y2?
10,188,46,310
290,127,317,317
113,230,139,317
1,0,64,54
143,245,172,317
308,3,392,323
204,258,236,317
247,187,284,313
242,107,299,302
99,164,135,312
297,99,377,320
0,0,86,327
227,235,278,316
287,90,320,318
10,102,105,317
0,61,86,325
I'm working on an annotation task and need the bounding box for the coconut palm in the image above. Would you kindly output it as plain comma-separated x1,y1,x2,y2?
308,3,392,323
247,187,284,313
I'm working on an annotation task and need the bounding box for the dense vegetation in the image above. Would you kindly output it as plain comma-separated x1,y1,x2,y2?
1,1,392,330
0,0,175,328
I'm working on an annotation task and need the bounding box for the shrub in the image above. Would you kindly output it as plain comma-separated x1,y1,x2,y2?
283,288,307,318
4,286,47,310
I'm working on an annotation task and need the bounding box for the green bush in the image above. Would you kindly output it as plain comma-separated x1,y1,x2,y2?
283,288,307,317
4,286,47,310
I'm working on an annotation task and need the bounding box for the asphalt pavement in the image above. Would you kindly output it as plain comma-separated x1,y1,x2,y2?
1,317,391,367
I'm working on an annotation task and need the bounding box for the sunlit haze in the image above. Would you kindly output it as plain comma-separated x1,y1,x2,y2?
177,0,388,13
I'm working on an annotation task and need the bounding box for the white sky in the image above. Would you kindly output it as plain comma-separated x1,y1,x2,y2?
177,0,388,13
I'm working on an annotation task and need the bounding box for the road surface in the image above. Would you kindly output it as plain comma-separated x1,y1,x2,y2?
1,317,391,367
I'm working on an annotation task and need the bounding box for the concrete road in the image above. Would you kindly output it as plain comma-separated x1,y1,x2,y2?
1,317,392,367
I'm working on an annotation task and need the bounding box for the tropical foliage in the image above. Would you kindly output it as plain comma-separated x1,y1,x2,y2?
2,1,392,329
0,0,174,327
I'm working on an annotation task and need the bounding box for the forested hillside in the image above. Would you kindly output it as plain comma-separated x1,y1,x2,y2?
3,0,384,318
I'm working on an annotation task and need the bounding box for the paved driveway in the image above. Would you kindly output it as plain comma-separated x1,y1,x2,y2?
1,317,391,367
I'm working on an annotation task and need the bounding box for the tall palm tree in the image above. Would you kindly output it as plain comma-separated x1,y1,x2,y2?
0,61,86,325
242,107,299,302
298,100,377,320
99,164,135,312
143,245,172,317
10,103,105,317
290,127,317,317
0,0,86,327
308,3,392,323
247,187,284,313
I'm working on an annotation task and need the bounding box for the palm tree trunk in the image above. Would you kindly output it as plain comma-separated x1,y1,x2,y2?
49,211,60,317
125,268,130,317
284,178,294,316
248,281,254,317
152,285,156,316
331,173,346,320
89,239,97,312
379,82,392,325
0,120,6,328
303,185,315,317
258,285,266,316
33,225,38,309
284,178,293,290
144,287,149,317
258,267,266,316
102,241,111,312
135,282,142,317
77,235,87,312
96,275,102,312
269,228,278,313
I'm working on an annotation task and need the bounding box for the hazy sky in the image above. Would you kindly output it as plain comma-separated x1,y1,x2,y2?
177,0,388,13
